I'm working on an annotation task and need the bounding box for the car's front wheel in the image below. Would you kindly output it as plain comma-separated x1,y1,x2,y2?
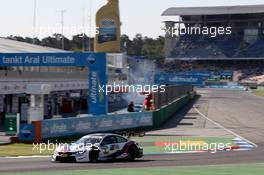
127,146,137,161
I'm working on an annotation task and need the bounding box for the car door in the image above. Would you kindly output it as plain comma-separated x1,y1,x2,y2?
115,136,128,151
100,136,119,157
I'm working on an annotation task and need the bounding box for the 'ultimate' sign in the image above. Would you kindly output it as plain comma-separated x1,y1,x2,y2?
0,52,108,116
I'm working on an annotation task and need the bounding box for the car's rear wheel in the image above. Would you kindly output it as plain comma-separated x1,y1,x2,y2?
89,150,99,163
127,146,137,161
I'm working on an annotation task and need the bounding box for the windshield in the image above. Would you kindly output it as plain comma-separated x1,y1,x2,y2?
75,136,103,145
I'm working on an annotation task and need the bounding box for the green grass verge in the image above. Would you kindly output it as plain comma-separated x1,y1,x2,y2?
1,164,264,175
132,136,234,153
0,136,234,157
253,90,264,98
0,143,53,157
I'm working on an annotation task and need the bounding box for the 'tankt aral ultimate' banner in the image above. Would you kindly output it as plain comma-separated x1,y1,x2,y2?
0,52,108,116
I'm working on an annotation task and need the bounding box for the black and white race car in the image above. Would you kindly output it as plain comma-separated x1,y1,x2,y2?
52,133,143,162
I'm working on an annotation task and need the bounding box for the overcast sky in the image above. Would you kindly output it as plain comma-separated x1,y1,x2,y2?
0,0,264,39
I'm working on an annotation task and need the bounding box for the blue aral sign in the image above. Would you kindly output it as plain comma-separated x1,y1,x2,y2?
0,52,108,115
19,124,35,142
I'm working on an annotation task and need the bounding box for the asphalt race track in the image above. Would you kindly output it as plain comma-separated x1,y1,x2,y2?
1,88,264,173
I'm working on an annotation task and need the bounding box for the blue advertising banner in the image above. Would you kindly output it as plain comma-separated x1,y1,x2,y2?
155,70,233,87
0,52,108,116
42,112,153,139
155,73,205,86
179,70,233,78
219,71,233,77
87,54,108,115
19,124,35,142
176,71,212,78
0,52,105,67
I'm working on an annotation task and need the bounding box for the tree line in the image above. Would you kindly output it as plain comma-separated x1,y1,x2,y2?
6,33,165,61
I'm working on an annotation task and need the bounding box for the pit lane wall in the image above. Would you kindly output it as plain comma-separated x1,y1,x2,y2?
18,93,194,142
152,94,192,128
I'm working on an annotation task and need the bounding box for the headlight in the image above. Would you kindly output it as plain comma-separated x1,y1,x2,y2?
54,150,58,155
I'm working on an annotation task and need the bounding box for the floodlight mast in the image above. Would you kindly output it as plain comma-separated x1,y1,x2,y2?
57,9,66,50
88,0,93,51
32,0,37,44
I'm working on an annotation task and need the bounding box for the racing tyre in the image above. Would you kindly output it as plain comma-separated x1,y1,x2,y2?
127,146,137,161
89,150,99,163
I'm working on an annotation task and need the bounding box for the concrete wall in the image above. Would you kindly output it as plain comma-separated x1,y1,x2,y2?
153,94,193,128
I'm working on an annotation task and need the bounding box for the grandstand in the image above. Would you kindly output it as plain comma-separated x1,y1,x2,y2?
161,5,264,85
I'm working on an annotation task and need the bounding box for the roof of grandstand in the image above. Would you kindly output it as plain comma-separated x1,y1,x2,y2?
0,38,64,53
162,4,264,16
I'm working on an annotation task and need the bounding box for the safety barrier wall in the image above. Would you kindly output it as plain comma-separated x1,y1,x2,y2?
152,94,192,128
154,85,193,109
19,93,194,142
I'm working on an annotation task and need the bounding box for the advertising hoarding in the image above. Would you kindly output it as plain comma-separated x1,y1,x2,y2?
42,112,153,138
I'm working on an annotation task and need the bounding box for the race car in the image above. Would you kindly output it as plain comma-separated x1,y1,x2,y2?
51,133,143,163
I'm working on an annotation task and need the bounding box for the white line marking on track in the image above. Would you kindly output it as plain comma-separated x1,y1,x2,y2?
193,106,258,148
3,155,50,159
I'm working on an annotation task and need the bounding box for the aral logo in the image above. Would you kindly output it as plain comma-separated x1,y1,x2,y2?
87,56,96,64
21,126,32,138
159,75,166,81
101,19,115,27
